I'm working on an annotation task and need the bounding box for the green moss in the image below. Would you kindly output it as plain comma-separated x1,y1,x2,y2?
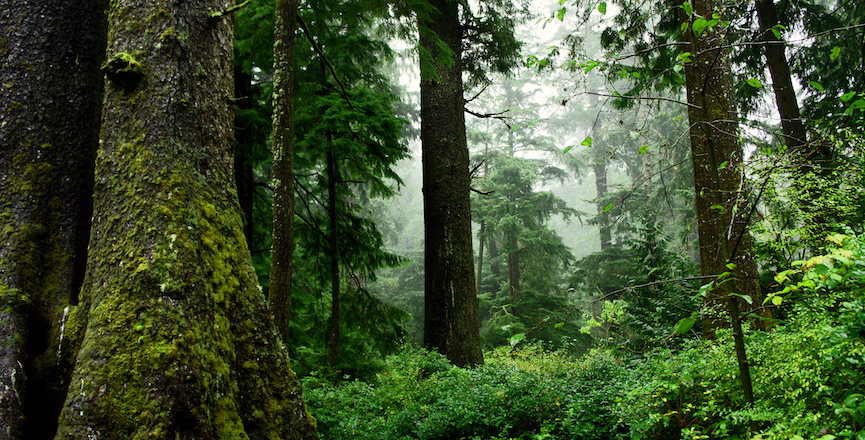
102,52,145,90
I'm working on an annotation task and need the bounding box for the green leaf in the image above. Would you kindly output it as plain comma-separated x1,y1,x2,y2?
772,296,783,306
746,78,763,88
598,2,607,14
740,295,753,305
841,91,856,102
809,81,825,92
674,317,696,335
509,333,526,347
677,52,692,63
603,202,613,213
725,263,737,270
692,18,708,36
718,160,728,169
557,7,566,21
638,145,649,154
830,46,841,61
581,136,593,147
562,145,576,154
679,1,694,17
554,322,565,329
680,22,689,35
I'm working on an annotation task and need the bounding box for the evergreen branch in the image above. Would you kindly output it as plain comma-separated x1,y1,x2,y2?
464,107,512,128
464,83,490,104
584,91,700,110
296,13,354,110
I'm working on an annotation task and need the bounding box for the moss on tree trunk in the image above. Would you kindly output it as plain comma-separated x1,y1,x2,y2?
0,0,106,438
53,0,317,438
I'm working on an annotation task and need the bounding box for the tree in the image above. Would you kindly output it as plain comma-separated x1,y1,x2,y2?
269,0,298,344
679,0,756,404
418,0,485,366
52,1,317,437
0,1,105,438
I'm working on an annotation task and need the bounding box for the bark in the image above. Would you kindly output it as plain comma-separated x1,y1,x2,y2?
234,66,256,249
53,1,317,437
755,0,807,152
325,148,340,370
594,156,612,250
269,0,298,343
419,0,483,367
0,1,105,438
507,239,520,302
680,0,755,405
476,220,485,294
489,238,501,277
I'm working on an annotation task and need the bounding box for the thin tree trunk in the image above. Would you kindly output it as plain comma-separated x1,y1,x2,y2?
419,0,483,367
489,238,501,277
53,0,317,437
507,239,520,302
0,1,105,438
325,146,341,370
269,0,299,344
234,66,256,249
755,0,807,152
476,220,485,294
594,156,612,250
680,0,756,406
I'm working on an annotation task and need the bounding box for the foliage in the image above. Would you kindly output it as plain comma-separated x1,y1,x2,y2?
304,345,630,440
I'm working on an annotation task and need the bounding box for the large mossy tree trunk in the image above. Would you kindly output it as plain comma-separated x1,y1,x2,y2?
680,0,756,405
53,0,317,438
0,1,106,438
269,0,299,343
419,0,483,367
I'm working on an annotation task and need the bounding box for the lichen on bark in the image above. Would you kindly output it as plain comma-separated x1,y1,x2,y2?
53,0,317,438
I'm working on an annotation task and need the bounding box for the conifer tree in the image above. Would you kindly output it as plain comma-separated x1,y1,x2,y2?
53,0,317,437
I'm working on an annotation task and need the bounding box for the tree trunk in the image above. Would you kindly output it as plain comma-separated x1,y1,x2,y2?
476,220,485,294
489,238,501,277
234,66,256,249
507,240,520,302
269,0,298,344
419,0,483,367
755,0,807,152
53,1,317,437
680,0,755,405
325,147,341,370
0,1,105,438
594,156,612,250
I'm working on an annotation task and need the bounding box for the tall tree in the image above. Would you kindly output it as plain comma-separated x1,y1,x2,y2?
680,0,756,404
0,1,105,438
53,0,317,437
269,0,298,343
418,0,484,366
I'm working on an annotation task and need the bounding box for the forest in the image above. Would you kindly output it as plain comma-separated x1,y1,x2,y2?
1,0,864,438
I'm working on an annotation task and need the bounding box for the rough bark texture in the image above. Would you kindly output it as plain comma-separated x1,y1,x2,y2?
269,0,298,344
419,0,484,367
680,0,755,404
680,0,761,331
0,1,105,438
53,0,317,438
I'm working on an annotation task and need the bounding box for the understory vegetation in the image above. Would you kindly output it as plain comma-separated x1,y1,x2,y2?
305,232,865,440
